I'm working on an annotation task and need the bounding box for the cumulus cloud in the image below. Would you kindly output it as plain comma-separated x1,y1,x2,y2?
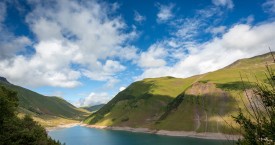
0,1,32,60
156,3,174,22
82,60,125,81
138,44,167,68
119,87,126,91
136,22,275,80
115,45,139,61
134,10,146,23
0,40,81,87
0,0,135,88
0,36,32,60
75,92,109,107
212,0,234,9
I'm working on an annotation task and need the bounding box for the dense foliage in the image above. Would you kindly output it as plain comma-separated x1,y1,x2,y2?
233,66,275,144
0,86,62,145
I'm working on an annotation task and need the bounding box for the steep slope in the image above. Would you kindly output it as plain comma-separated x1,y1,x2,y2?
84,76,199,127
84,52,275,134
0,79,89,122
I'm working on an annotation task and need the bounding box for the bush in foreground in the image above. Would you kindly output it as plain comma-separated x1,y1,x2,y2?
233,65,275,145
0,86,62,145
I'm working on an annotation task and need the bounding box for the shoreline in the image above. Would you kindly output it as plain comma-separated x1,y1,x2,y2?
81,124,241,140
46,123,80,131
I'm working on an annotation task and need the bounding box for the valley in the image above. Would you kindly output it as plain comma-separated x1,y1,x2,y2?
0,77,90,127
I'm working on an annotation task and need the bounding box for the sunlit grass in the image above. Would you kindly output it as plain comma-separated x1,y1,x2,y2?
85,53,275,134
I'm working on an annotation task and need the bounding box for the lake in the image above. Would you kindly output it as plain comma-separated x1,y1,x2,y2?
48,126,233,145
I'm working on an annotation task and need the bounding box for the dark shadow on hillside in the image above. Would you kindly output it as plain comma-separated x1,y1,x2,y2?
87,81,172,124
216,81,254,91
198,80,210,84
155,87,239,134
157,92,185,122
156,91,237,121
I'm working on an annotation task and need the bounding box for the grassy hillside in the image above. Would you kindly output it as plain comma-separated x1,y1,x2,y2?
82,104,106,112
0,79,89,126
84,52,275,134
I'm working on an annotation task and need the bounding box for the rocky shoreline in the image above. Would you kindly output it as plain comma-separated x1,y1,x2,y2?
81,124,241,140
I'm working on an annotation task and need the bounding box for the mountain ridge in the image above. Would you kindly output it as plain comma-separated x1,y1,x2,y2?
82,104,106,112
0,77,89,127
0,76,10,84
84,52,275,134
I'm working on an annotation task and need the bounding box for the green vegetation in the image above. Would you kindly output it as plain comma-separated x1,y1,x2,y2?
84,76,193,127
81,104,105,112
233,65,275,144
0,78,89,127
0,86,61,145
84,52,275,135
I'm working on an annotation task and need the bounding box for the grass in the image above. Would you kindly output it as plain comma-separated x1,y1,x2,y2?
84,52,275,134
84,76,196,125
17,113,80,127
0,82,90,127
81,104,105,112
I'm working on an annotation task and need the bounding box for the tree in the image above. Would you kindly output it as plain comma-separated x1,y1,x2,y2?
0,86,62,145
233,65,275,144
0,86,18,124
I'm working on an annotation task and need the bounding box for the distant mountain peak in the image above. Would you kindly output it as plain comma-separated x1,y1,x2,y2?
0,76,10,84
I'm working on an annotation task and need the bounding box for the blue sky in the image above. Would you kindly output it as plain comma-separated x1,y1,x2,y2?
0,0,275,107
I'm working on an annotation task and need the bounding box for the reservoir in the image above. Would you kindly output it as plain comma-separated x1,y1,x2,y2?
48,126,233,145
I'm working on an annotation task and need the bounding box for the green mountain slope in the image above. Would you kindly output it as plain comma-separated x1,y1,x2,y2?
84,52,275,134
82,104,106,112
0,78,88,122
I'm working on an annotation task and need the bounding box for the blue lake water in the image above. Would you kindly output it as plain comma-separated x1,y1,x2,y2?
48,126,233,145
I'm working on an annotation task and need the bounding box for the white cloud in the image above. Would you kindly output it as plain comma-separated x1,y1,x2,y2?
0,1,32,60
212,0,234,9
75,92,109,107
82,60,125,81
119,87,126,91
208,26,227,35
156,3,174,22
136,22,275,80
105,78,120,88
0,36,32,60
134,11,146,23
0,0,135,88
116,45,139,61
0,40,81,87
173,7,223,41
245,15,255,24
31,18,62,41
174,18,201,40
103,60,126,74
263,0,275,14
138,44,167,68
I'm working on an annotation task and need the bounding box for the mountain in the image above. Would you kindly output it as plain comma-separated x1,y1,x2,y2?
82,104,105,112
0,78,89,126
84,52,275,134
0,76,10,84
